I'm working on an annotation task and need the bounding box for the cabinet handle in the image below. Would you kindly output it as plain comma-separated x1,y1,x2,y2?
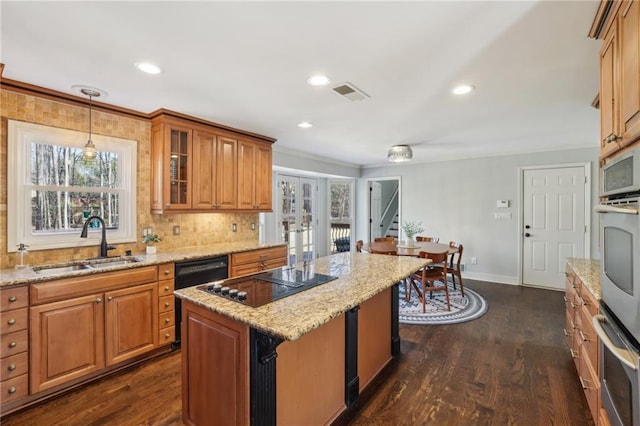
569,348,578,359
8,296,17,303
8,386,16,394
579,330,589,342
165,318,171,323
107,296,113,301
563,329,569,337
164,270,170,275
563,296,569,303
7,364,16,372
96,298,103,303
164,286,170,291
8,342,16,348
604,134,621,144
165,333,171,339
164,302,170,307
7,319,16,325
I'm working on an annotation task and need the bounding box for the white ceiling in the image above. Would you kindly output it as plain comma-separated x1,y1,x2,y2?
1,1,602,168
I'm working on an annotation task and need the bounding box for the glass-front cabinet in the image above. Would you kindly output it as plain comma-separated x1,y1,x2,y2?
169,128,190,207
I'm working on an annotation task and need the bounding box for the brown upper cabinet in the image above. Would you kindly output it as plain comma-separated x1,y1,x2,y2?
592,0,640,161
150,110,275,214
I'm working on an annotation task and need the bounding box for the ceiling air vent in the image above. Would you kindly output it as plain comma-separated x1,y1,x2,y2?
331,82,370,102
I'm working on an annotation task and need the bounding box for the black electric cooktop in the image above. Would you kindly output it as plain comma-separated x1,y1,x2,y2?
198,266,338,307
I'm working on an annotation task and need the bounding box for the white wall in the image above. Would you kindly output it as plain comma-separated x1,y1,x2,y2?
358,147,600,284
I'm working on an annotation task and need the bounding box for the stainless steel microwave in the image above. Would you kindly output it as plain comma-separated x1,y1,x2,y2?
602,148,640,197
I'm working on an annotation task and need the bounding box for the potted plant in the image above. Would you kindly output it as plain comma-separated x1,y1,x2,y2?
402,221,424,245
142,233,162,254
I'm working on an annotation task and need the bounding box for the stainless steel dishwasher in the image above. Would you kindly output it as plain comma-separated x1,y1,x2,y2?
174,255,229,348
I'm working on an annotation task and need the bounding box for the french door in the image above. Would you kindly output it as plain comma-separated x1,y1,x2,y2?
278,175,317,265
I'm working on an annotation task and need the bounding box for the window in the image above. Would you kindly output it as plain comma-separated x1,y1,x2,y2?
8,120,137,252
329,179,354,253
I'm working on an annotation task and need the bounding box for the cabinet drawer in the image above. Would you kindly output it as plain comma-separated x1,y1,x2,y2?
159,326,175,345
1,374,28,403
159,295,174,313
578,345,599,423
1,308,28,334
0,330,28,358
159,311,174,328
579,305,599,372
158,279,175,297
158,263,175,280
564,310,575,349
231,246,287,266
0,352,28,381
0,286,28,311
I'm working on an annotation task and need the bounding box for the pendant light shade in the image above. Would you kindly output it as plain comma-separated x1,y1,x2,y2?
387,145,413,162
81,88,101,161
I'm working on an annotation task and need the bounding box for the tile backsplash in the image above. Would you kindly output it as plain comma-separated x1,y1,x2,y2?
0,89,260,269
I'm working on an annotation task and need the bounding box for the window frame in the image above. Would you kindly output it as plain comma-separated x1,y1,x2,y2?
7,120,137,253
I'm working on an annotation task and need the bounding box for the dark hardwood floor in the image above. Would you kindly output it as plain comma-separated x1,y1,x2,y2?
1,280,593,426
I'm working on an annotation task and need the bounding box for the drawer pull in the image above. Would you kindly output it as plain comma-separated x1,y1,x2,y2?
7,319,16,325
563,296,569,303
8,386,16,394
8,296,17,303
569,348,578,359
563,329,569,337
579,330,589,342
165,318,171,323
8,342,16,348
164,302,170,307
164,270,170,275
7,364,16,372
165,333,171,339
164,286,170,291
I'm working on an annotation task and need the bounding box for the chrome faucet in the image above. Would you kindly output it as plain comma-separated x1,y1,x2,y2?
80,215,115,258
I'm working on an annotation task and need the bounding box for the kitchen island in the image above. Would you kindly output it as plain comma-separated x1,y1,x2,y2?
174,252,429,426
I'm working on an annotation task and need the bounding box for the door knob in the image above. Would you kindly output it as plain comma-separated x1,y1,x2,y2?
525,233,531,237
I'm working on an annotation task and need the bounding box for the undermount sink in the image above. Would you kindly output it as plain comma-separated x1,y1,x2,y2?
33,257,141,274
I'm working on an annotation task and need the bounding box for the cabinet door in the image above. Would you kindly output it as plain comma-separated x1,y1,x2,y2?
165,125,192,210
104,283,158,366
237,140,257,210
215,136,238,209
600,22,621,159
620,0,640,146
192,129,217,209
30,294,105,393
254,143,272,210
237,140,272,210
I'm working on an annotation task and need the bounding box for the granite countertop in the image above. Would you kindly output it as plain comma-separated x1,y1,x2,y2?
175,252,429,341
566,258,601,299
0,241,286,287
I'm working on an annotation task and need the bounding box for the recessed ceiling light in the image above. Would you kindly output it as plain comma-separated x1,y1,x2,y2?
297,121,313,128
452,84,475,95
307,75,330,86
135,62,162,75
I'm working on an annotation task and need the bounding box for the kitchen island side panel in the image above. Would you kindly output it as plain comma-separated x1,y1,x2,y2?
358,287,392,392
276,314,346,425
181,301,250,426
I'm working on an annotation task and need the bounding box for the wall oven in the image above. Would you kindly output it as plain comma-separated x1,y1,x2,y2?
594,193,640,425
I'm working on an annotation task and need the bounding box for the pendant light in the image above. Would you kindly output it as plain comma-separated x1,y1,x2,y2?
81,88,100,161
387,145,413,162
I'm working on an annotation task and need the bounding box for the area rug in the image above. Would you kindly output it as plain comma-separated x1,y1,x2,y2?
399,280,488,325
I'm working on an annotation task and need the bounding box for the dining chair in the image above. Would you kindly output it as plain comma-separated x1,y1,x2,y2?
375,236,395,242
371,248,397,255
446,242,464,296
408,251,450,312
416,236,439,243
356,240,363,252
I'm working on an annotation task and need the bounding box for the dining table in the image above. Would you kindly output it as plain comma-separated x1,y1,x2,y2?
361,240,457,257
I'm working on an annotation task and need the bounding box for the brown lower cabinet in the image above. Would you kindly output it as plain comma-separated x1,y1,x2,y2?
565,265,610,426
229,246,288,277
181,287,396,426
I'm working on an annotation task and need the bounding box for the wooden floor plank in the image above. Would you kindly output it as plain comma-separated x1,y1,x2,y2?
1,280,594,425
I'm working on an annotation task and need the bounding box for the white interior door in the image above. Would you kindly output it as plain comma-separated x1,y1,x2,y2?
522,166,587,290
278,175,317,265
370,182,382,241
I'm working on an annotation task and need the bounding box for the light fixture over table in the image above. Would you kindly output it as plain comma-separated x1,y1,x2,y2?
387,145,413,162
81,88,100,161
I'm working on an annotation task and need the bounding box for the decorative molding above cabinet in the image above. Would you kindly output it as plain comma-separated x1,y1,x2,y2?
150,110,276,214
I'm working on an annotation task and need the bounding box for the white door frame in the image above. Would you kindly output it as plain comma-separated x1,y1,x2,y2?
366,176,402,242
517,162,591,286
